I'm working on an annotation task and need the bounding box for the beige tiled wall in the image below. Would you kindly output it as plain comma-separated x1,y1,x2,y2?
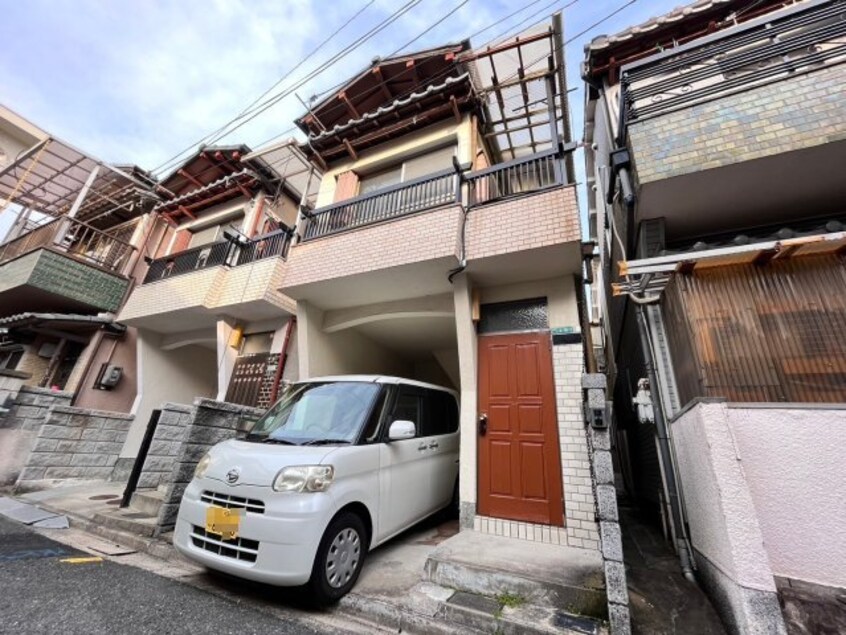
283,205,462,288
465,185,581,260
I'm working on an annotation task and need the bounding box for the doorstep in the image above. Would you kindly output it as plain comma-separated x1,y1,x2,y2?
337,519,607,634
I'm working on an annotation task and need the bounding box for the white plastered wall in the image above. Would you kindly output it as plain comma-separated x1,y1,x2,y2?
727,404,846,589
123,331,217,457
296,301,411,379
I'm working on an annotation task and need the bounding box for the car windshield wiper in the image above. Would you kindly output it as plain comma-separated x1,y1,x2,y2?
300,438,352,446
262,438,299,445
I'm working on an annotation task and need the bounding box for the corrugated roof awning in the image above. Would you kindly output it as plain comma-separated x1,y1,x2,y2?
0,137,158,224
0,312,126,334
614,230,846,297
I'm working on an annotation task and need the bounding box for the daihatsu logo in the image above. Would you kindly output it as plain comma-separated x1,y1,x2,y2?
226,468,240,484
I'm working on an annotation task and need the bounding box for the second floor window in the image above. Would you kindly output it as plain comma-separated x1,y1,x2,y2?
357,144,456,196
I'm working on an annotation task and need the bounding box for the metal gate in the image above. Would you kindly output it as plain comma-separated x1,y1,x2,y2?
224,353,280,409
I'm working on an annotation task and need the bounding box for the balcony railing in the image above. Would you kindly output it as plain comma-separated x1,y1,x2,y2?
302,167,459,241
466,149,560,207
143,228,292,284
0,216,135,273
301,150,564,241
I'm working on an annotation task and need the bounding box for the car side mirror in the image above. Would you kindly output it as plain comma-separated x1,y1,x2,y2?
388,420,416,441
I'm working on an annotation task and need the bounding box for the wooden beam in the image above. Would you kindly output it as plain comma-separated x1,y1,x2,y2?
372,66,393,102
342,139,358,161
406,59,419,84
178,169,204,189
449,95,461,124
177,205,196,220
338,91,360,119
460,29,552,62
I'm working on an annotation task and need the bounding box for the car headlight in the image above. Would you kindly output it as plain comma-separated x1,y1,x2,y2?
194,453,212,479
272,465,334,493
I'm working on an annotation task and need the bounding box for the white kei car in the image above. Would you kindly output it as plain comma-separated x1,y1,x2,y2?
173,375,459,604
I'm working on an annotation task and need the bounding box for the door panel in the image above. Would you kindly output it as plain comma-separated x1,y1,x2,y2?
478,332,564,526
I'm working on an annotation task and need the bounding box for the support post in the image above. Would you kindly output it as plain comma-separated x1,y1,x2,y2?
54,164,100,245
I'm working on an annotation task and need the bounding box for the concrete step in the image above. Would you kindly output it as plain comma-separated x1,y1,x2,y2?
342,581,605,635
441,589,605,635
92,509,158,538
130,489,164,518
424,530,607,619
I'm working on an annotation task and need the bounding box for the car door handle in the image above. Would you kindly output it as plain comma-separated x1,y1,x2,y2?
428,441,439,450
418,443,428,452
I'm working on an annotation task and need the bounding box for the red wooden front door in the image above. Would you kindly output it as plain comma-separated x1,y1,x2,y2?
477,332,564,526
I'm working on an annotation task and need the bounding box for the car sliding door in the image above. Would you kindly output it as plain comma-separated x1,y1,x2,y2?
379,385,436,538
423,389,460,510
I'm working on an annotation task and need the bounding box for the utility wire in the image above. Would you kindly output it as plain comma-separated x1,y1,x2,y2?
151,0,377,176
152,0,420,177
180,1,423,160
156,0,590,179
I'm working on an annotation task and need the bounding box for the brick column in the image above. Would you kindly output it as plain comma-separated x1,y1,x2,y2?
551,343,600,550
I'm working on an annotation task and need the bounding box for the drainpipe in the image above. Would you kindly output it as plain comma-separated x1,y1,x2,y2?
632,295,695,582
447,157,468,284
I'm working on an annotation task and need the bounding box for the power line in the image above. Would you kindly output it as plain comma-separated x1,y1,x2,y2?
152,0,421,177
189,1,424,156
157,0,590,179
151,0,377,177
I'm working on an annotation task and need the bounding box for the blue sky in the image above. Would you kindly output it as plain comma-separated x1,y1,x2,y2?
0,0,684,235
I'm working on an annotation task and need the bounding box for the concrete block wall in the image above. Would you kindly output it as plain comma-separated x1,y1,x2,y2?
465,185,581,260
629,64,846,183
15,405,133,487
0,387,75,487
154,398,263,535
136,403,194,491
583,374,631,635
0,386,73,431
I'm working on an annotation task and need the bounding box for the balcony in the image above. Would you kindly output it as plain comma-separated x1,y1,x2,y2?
119,228,295,333
0,217,135,316
283,149,581,310
620,0,846,239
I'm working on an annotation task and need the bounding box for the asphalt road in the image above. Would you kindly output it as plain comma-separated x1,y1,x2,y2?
0,515,324,635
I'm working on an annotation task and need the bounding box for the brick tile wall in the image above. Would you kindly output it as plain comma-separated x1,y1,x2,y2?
630,65,846,183
466,185,581,260
554,343,600,551
119,258,295,322
282,206,463,288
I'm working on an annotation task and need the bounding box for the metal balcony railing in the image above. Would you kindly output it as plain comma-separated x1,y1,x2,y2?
300,150,565,241
465,149,560,207
143,228,292,284
302,167,460,240
0,216,135,273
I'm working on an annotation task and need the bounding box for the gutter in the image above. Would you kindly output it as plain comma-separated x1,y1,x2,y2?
631,294,696,582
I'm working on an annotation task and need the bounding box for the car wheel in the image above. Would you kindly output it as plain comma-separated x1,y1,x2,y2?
308,512,368,605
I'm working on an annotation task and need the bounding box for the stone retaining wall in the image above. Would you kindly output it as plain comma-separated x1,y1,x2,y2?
136,403,194,491
16,405,133,489
0,386,74,487
154,398,262,535
583,373,631,635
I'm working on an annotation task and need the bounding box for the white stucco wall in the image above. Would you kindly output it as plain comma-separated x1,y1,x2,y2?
727,405,846,589
671,401,777,592
296,301,411,379
123,332,217,457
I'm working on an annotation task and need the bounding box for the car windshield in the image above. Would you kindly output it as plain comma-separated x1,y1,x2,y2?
245,381,380,445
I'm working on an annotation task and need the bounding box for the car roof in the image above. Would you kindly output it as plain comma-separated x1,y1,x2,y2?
298,375,458,398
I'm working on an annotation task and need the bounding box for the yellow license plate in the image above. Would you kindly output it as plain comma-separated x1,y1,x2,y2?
205,506,242,540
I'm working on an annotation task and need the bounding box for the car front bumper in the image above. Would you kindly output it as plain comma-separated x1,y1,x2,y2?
173,478,337,586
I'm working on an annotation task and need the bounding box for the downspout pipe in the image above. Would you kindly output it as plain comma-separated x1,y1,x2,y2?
632,295,695,582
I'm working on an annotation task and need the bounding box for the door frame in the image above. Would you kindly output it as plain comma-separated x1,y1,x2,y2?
476,330,565,526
